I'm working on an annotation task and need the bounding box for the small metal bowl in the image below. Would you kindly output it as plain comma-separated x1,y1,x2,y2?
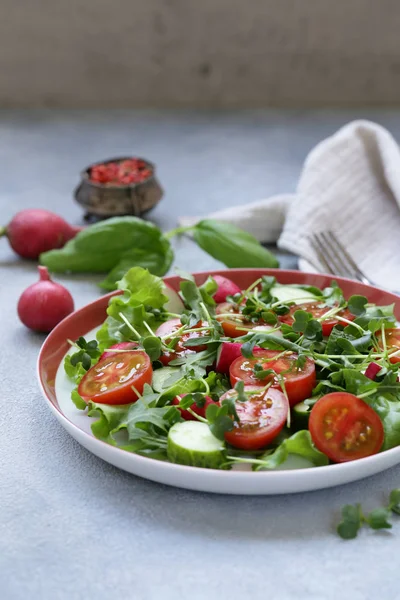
74,156,163,221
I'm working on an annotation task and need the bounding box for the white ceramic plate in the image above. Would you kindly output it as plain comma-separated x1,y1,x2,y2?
37,268,400,494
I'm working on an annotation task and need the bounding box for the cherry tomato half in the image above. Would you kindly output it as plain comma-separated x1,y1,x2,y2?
279,302,355,337
155,318,209,366
309,392,384,462
220,386,288,450
376,328,400,363
229,348,316,406
172,395,218,421
216,302,273,338
78,350,152,405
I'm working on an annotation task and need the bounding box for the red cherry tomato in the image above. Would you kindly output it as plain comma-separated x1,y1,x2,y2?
78,350,152,405
376,328,400,363
220,386,288,450
172,395,217,421
216,302,267,338
309,392,384,462
229,348,316,406
99,341,138,361
279,302,355,337
156,318,209,366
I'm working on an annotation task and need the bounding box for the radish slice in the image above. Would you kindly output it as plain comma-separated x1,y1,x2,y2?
164,284,184,314
365,362,382,380
212,275,241,303
216,342,245,373
252,325,283,337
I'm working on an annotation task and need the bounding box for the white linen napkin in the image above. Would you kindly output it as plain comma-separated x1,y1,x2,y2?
179,120,400,289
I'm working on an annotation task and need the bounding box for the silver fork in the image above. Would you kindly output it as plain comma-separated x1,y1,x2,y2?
309,231,398,293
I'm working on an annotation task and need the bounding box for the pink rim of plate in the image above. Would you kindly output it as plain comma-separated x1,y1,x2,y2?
37,268,400,494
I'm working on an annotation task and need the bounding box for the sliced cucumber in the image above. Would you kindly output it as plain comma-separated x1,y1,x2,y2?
271,285,317,304
167,421,226,469
292,401,311,430
152,367,181,392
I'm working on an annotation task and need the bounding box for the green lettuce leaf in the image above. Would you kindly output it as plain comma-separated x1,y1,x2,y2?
254,430,329,470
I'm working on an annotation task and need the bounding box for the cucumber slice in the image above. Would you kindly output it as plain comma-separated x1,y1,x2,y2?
152,367,181,392
292,401,311,430
167,421,226,469
271,285,317,304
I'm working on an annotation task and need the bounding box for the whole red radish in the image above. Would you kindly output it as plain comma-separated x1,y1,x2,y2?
212,275,241,303
17,266,74,333
1,209,83,259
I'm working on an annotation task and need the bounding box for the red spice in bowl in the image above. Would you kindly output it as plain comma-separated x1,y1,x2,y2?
89,158,152,186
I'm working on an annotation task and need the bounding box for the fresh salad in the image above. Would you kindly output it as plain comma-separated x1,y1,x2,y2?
64,267,400,471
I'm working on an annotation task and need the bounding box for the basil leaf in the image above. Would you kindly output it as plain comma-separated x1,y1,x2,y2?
192,220,279,268
40,217,174,291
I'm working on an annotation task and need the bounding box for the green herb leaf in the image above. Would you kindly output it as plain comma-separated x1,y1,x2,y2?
389,489,400,515
117,267,169,308
292,310,312,333
71,389,87,410
40,217,174,291
337,504,362,539
142,336,162,361
253,430,329,471
348,295,368,317
234,380,248,403
206,403,234,440
253,363,275,380
192,220,279,269
365,508,392,530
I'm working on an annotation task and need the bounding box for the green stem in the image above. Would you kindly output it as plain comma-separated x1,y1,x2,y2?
165,225,195,240
0,226,7,238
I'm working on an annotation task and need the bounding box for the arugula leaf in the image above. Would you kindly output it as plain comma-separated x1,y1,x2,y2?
253,430,329,470
126,396,180,439
192,220,279,268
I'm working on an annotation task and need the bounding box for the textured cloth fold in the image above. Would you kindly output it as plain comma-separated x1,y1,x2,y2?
179,120,400,289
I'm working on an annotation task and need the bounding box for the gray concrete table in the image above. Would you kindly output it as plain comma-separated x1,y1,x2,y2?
1,110,400,600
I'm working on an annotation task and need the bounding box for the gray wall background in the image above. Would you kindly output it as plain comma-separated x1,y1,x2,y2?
1,0,400,108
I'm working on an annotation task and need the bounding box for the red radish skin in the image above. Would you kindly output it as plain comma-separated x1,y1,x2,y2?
212,275,241,303
1,209,83,259
100,342,139,361
17,266,74,333
172,395,218,421
365,362,382,380
216,342,244,373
